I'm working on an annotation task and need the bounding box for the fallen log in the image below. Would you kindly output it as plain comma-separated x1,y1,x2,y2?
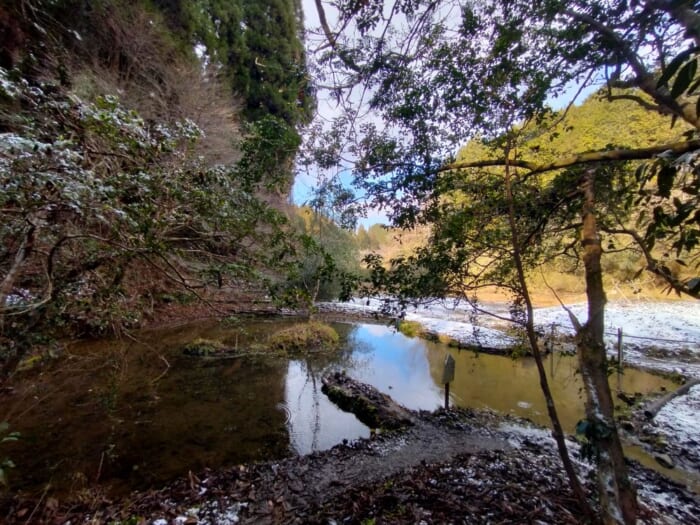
644,378,700,419
321,371,415,430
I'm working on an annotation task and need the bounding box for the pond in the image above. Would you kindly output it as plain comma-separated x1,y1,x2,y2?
0,317,675,498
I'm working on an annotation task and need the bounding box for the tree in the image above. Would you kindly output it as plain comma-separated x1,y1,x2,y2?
0,78,297,378
270,203,360,313
307,1,700,523
155,0,313,126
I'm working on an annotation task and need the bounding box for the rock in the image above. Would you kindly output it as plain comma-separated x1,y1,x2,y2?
620,420,635,432
654,453,675,469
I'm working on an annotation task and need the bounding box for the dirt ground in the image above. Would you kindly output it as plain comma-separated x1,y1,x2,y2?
1,407,698,524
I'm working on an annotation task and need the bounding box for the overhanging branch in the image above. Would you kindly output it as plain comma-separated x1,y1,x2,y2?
442,139,700,176
602,226,700,300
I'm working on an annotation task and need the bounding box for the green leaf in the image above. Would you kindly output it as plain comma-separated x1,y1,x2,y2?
657,47,699,88
671,58,698,99
575,419,589,436
657,165,676,198
687,277,700,293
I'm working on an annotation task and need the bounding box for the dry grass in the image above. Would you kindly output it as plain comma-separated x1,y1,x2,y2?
267,322,340,354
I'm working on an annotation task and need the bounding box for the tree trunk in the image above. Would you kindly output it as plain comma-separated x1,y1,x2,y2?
0,223,36,312
504,161,595,521
578,169,638,525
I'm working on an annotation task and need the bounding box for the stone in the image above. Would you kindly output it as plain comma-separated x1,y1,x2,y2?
654,453,675,469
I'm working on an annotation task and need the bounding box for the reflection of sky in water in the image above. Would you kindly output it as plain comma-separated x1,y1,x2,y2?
285,360,369,455
283,322,673,459
347,324,443,411
283,324,444,455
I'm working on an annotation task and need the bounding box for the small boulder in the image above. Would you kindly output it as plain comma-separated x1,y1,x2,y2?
654,453,675,469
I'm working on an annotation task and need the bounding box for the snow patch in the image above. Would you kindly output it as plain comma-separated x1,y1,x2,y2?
654,385,700,451
152,501,246,525
321,298,700,377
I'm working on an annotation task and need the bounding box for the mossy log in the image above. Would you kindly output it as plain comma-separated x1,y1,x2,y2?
321,371,414,430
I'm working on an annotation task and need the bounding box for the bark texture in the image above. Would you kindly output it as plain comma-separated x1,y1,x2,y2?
578,170,638,525
504,162,594,520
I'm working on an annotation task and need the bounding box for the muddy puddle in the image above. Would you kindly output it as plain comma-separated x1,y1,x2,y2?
0,318,678,498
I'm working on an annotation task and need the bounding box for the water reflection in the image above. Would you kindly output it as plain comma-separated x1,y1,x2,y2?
284,360,368,454
344,324,444,410
0,318,675,498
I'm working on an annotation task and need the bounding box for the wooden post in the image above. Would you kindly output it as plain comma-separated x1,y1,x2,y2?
548,323,555,377
617,328,623,369
550,346,554,377
616,327,623,392
442,354,455,410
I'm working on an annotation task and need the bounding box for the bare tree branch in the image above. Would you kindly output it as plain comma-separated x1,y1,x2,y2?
564,9,699,128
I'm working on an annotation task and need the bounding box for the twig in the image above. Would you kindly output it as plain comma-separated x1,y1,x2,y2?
539,269,582,332
151,354,171,384
96,452,105,483
25,482,50,525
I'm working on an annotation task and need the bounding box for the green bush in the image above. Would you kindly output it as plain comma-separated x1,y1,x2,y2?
182,338,226,356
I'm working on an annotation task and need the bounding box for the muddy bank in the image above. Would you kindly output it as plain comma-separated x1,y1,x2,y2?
2,406,698,524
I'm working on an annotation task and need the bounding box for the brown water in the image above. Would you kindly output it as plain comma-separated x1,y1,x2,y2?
0,318,677,498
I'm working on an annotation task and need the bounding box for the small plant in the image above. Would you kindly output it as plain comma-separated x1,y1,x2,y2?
397,320,423,338
182,338,226,356
575,417,614,463
267,322,339,354
0,421,20,488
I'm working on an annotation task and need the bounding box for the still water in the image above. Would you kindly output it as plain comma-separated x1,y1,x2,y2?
0,318,674,497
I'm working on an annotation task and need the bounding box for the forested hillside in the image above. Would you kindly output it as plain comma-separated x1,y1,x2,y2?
0,0,311,377
366,83,696,297
454,89,695,294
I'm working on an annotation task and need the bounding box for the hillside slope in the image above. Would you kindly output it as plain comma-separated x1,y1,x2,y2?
0,0,310,376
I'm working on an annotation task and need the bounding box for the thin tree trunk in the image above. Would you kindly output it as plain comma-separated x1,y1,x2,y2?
0,223,36,312
578,169,638,525
503,160,594,521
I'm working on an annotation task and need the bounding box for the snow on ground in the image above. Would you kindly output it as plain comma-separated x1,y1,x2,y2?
533,301,700,378
500,420,700,524
320,296,700,494
655,385,700,453
319,298,700,377
152,500,246,525
318,297,518,349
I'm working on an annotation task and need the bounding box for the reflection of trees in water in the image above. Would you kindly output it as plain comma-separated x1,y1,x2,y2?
289,323,377,451
339,321,391,372
294,359,322,452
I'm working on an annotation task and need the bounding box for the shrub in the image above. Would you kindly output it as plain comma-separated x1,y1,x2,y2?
397,320,424,338
267,322,339,354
